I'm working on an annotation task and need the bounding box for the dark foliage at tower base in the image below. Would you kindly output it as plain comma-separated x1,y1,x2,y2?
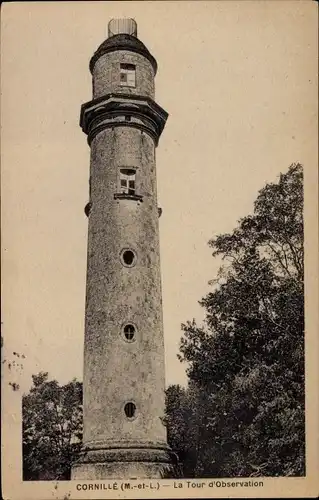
165,164,305,478
22,373,83,480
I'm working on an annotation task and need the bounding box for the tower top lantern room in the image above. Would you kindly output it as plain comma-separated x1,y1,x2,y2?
108,18,138,37
80,18,166,147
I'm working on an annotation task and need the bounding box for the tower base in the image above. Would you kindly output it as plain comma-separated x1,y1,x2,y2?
71,461,172,480
71,445,177,480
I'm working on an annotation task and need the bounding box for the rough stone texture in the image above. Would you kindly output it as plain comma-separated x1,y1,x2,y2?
72,461,171,480
93,50,155,100
72,446,173,479
83,127,166,446
72,38,172,479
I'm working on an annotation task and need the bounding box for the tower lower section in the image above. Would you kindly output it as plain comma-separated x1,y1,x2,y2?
71,443,175,479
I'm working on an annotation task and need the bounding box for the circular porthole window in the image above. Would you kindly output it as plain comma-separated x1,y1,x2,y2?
123,323,136,342
124,402,136,419
120,248,137,267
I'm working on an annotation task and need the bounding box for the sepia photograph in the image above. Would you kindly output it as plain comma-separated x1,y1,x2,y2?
1,1,318,499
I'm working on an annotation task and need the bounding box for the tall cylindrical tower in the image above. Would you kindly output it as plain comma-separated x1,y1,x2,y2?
71,19,172,479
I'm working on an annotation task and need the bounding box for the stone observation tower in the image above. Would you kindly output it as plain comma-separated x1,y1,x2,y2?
71,18,173,479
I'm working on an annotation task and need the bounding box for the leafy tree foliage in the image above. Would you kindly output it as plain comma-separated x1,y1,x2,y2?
165,382,220,477
166,164,304,477
22,372,83,480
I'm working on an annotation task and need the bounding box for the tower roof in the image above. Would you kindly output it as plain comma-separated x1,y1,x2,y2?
89,34,157,75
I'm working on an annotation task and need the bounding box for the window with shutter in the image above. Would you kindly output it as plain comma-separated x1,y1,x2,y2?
120,63,136,88
119,169,136,195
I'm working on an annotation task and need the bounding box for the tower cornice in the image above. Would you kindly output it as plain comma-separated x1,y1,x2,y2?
80,93,168,146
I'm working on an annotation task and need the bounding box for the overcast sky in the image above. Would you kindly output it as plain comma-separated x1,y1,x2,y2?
2,1,317,393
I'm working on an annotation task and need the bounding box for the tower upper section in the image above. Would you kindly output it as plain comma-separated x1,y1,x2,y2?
80,19,167,147
90,18,157,100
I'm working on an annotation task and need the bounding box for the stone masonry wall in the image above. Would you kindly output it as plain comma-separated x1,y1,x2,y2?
92,50,155,100
82,125,167,448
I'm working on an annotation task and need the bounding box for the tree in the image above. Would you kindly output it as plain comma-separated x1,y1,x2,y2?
165,381,221,478
22,372,83,480
173,163,304,477
164,384,195,477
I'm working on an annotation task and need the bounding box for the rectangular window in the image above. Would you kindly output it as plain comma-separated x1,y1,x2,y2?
120,63,136,88
119,168,136,195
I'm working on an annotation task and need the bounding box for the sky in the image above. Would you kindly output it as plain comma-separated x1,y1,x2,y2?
1,1,318,393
